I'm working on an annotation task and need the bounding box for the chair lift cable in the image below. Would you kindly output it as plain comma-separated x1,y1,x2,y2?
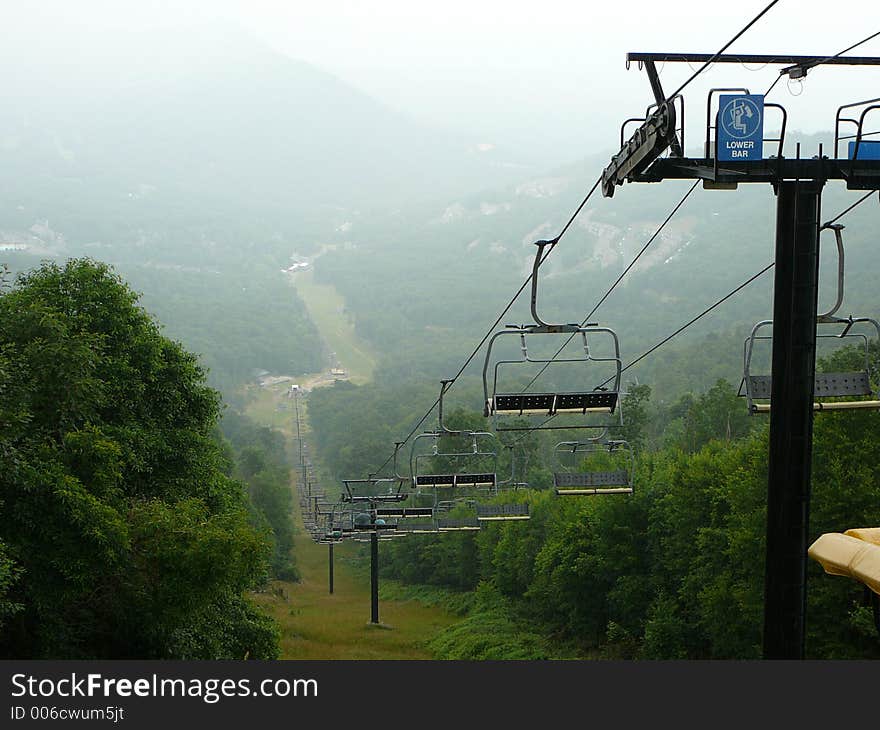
779,30,880,78
378,0,868,463
823,190,877,228
606,262,776,385
668,0,783,100
371,175,604,477
507,261,777,443
766,29,880,95
519,179,701,395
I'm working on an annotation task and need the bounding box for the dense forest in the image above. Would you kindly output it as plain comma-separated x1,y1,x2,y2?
306,359,880,658
0,260,297,658
1,251,324,400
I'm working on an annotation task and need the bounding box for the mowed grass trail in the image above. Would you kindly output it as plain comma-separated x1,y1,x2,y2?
246,382,461,659
245,273,460,658
252,499,459,659
289,270,376,384
242,385,293,432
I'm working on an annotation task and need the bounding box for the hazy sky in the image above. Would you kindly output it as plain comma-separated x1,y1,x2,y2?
9,0,880,163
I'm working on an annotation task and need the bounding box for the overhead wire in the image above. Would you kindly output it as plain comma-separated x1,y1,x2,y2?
830,29,880,58
786,78,804,96
767,28,880,94
519,180,701,395
509,190,880,445
822,189,877,227
599,262,775,387
373,0,790,471
780,29,880,77
669,0,783,99
764,73,785,96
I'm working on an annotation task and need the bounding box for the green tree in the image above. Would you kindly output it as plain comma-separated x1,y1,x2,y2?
664,379,752,452
614,383,651,450
0,259,278,658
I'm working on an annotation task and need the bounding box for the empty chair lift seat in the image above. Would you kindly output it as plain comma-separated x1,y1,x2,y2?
554,470,632,496
437,518,481,532
341,478,408,503
375,507,434,519
808,529,880,596
744,372,880,412
415,473,496,488
476,503,530,521
488,391,618,417
398,522,440,534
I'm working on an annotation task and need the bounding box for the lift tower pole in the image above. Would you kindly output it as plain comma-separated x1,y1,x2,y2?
764,180,822,658
370,531,380,624
602,50,880,659
329,543,335,595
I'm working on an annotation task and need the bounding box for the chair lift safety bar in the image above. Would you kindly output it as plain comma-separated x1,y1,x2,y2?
410,380,500,491
341,477,409,503
740,224,880,413
483,239,624,432
476,503,531,521
553,437,635,496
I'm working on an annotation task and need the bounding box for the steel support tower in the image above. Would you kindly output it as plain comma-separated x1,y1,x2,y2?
603,51,880,658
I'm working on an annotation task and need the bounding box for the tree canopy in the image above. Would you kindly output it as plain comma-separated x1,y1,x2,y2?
0,259,278,658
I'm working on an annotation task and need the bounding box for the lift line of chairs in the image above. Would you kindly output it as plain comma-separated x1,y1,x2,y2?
320,95,880,646
740,223,880,414
337,238,635,535
339,214,880,539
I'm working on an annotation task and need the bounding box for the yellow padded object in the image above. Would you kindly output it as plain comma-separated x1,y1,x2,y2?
844,527,880,546
854,547,880,596
808,532,880,595
808,534,863,577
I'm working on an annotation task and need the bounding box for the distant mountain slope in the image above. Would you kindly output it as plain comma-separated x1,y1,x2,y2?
311,140,880,394
0,24,528,255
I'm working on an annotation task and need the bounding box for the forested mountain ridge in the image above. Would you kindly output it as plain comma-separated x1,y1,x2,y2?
310,136,879,396
0,24,531,254
2,22,875,403
0,24,544,397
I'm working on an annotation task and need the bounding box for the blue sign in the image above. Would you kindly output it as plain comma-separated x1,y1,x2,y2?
848,140,880,160
717,94,764,161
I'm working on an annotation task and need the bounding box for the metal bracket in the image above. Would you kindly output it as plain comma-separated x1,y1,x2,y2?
602,100,678,198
